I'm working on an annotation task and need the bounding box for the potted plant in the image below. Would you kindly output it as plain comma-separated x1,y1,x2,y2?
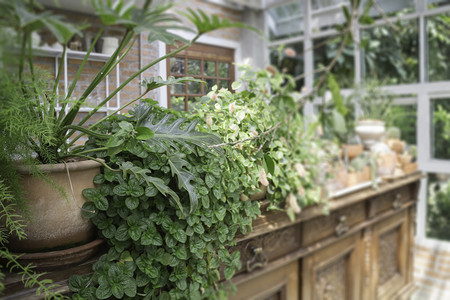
68,102,262,299
0,0,254,284
352,81,393,149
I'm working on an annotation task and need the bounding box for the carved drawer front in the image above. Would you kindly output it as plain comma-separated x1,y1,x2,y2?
302,202,365,246
368,186,412,217
231,261,299,300
302,233,362,300
234,224,301,276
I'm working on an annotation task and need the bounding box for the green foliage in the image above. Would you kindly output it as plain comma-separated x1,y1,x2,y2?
351,81,393,121
70,104,261,299
433,101,450,159
427,178,450,241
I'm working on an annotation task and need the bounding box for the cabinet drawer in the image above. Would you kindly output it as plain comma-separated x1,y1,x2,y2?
302,201,366,246
368,185,412,217
233,224,301,275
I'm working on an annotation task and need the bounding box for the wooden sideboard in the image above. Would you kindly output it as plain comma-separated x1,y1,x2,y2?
3,172,421,299
230,172,421,300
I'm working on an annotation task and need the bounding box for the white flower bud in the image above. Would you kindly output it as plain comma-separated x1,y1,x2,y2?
206,116,212,126
259,168,269,186
295,163,306,177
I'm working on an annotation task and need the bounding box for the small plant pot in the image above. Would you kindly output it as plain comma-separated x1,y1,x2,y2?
341,144,363,160
249,184,267,201
386,138,405,154
355,120,385,149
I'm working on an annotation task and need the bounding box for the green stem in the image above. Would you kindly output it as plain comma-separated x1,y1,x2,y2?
60,30,134,128
51,46,67,119
66,88,149,148
68,154,118,172
71,34,201,131
64,27,105,102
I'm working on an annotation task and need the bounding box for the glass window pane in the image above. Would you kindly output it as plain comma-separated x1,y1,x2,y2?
270,42,305,89
314,36,354,88
204,61,216,77
389,104,417,146
218,80,230,90
187,59,201,76
361,19,419,85
427,173,450,242
312,0,349,11
431,98,450,159
170,57,185,75
267,1,303,41
206,79,217,91
428,0,450,8
187,96,204,111
187,81,201,94
170,83,185,94
427,12,450,82
218,62,230,78
364,0,415,17
171,96,185,111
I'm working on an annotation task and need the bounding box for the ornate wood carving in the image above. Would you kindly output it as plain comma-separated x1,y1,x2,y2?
378,229,400,286
314,256,348,300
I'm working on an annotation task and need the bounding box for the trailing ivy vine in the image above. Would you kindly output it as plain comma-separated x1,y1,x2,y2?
69,103,261,299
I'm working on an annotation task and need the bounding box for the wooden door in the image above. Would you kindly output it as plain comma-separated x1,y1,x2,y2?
231,261,299,300
369,210,409,300
302,233,362,300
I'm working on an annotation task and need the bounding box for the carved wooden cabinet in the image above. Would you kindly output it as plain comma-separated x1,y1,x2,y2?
231,172,421,300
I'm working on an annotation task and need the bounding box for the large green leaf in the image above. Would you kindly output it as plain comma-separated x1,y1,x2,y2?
137,108,223,155
182,8,262,36
167,154,197,214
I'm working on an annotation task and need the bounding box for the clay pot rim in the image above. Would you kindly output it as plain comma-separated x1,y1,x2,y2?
356,119,385,126
16,159,104,174
12,239,104,259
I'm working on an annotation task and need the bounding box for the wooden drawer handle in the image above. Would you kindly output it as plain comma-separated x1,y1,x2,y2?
335,215,349,237
393,193,402,209
246,246,268,272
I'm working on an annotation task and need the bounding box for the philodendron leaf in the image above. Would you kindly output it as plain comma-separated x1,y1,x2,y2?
182,8,262,36
167,154,197,214
143,76,205,92
136,107,223,155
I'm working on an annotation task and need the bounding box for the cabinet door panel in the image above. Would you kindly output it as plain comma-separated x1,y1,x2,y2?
371,210,409,300
302,233,361,300
231,261,298,300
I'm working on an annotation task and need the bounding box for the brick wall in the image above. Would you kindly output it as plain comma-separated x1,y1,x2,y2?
413,240,450,298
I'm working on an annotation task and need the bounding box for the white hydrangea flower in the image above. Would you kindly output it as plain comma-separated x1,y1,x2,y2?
295,162,306,177
287,193,301,214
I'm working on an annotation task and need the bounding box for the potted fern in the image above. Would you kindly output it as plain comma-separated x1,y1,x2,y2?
0,0,254,268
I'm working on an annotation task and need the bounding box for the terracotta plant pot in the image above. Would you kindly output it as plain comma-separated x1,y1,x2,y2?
355,120,385,149
8,160,102,253
249,184,267,201
341,144,363,160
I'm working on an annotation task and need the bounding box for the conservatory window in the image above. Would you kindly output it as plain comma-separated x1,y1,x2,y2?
426,173,450,242
313,35,354,88
428,0,450,8
426,12,450,82
430,97,450,159
361,19,419,85
167,43,234,111
390,102,417,146
266,1,304,41
363,0,415,17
